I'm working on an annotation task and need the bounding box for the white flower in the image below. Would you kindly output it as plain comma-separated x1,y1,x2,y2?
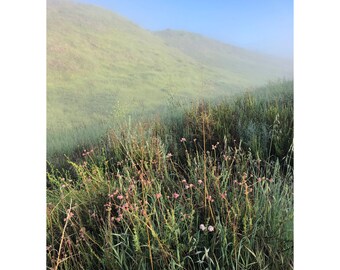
208,225,214,232
199,224,206,231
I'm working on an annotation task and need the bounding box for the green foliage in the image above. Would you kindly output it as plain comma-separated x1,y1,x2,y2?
47,81,293,269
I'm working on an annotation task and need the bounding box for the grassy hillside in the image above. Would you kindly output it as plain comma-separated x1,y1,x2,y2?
155,29,293,84
47,0,222,157
47,81,293,269
47,0,293,158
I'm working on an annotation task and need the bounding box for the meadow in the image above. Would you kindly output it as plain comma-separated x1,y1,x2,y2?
47,0,292,159
47,80,293,270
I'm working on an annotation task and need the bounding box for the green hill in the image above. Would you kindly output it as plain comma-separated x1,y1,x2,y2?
47,0,293,156
155,29,293,84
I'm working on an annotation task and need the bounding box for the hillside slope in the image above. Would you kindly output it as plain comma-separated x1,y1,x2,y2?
155,29,293,84
47,0,293,156
48,0,229,132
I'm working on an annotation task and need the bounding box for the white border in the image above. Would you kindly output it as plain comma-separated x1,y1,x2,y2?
1,0,46,268
2,0,339,268
295,0,340,269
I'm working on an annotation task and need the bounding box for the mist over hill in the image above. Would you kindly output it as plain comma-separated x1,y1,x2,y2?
47,0,293,156
155,29,292,83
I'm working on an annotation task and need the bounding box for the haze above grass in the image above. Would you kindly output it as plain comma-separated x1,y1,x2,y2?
47,0,293,157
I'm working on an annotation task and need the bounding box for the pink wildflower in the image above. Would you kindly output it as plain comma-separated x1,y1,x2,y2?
155,193,162,199
180,137,187,142
207,195,214,202
117,195,124,200
64,210,74,221
198,179,203,185
122,203,129,211
173,192,180,199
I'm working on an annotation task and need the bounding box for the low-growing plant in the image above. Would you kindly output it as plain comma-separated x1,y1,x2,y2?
47,80,293,269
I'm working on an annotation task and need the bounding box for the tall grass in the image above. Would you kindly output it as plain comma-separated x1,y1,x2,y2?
47,80,293,269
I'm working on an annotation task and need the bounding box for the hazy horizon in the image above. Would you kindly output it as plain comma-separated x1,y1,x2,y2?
78,0,293,60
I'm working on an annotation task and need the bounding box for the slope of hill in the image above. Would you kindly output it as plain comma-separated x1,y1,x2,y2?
47,0,293,156
154,29,293,84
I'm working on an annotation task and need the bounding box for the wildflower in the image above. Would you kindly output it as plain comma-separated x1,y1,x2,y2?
208,225,214,232
182,179,187,183
166,153,173,158
269,178,274,183
116,217,121,222
199,224,206,231
198,179,203,185
207,195,214,202
220,192,226,200
189,183,194,188
79,227,86,240
173,192,180,199
155,193,162,199
64,210,74,221
185,185,190,189
180,137,187,142
117,195,124,200
122,203,129,211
